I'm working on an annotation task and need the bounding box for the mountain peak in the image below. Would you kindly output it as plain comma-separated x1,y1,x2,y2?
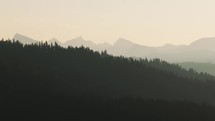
114,38,134,46
190,37,215,45
189,37,215,50
14,33,22,37
65,36,96,48
14,33,28,39
50,37,58,41
48,38,61,44
14,33,37,44
73,36,85,41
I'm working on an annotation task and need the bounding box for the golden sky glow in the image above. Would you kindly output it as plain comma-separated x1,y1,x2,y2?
1,0,215,46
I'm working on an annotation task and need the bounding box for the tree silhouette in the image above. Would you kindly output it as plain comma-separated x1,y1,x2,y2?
1,39,215,120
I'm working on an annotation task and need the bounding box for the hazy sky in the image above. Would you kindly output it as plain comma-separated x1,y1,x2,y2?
1,0,215,46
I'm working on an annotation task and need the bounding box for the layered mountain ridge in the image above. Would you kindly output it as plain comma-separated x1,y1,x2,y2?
13,33,215,63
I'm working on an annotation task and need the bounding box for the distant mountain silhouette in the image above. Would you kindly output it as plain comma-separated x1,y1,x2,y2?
189,37,215,51
13,33,38,44
109,38,135,55
12,34,215,63
158,43,186,51
64,36,96,48
48,38,62,45
178,62,215,76
114,38,135,48
96,42,112,52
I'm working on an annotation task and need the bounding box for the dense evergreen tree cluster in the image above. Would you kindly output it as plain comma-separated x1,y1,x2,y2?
178,62,215,76
1,39,215,120
138,57,215,81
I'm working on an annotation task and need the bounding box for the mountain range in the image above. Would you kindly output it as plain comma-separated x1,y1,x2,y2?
13,33,215,63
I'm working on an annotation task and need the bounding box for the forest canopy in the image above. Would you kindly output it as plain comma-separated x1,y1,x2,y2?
1,39,215,120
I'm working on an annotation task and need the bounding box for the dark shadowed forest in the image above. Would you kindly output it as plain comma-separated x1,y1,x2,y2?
2,40,215,120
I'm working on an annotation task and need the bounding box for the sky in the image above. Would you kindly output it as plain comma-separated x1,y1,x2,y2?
1,0,215,46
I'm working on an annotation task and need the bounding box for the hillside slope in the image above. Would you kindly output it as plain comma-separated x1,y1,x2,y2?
1,40,215,120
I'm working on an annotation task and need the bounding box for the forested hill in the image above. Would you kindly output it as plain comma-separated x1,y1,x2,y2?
2,40,215,120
